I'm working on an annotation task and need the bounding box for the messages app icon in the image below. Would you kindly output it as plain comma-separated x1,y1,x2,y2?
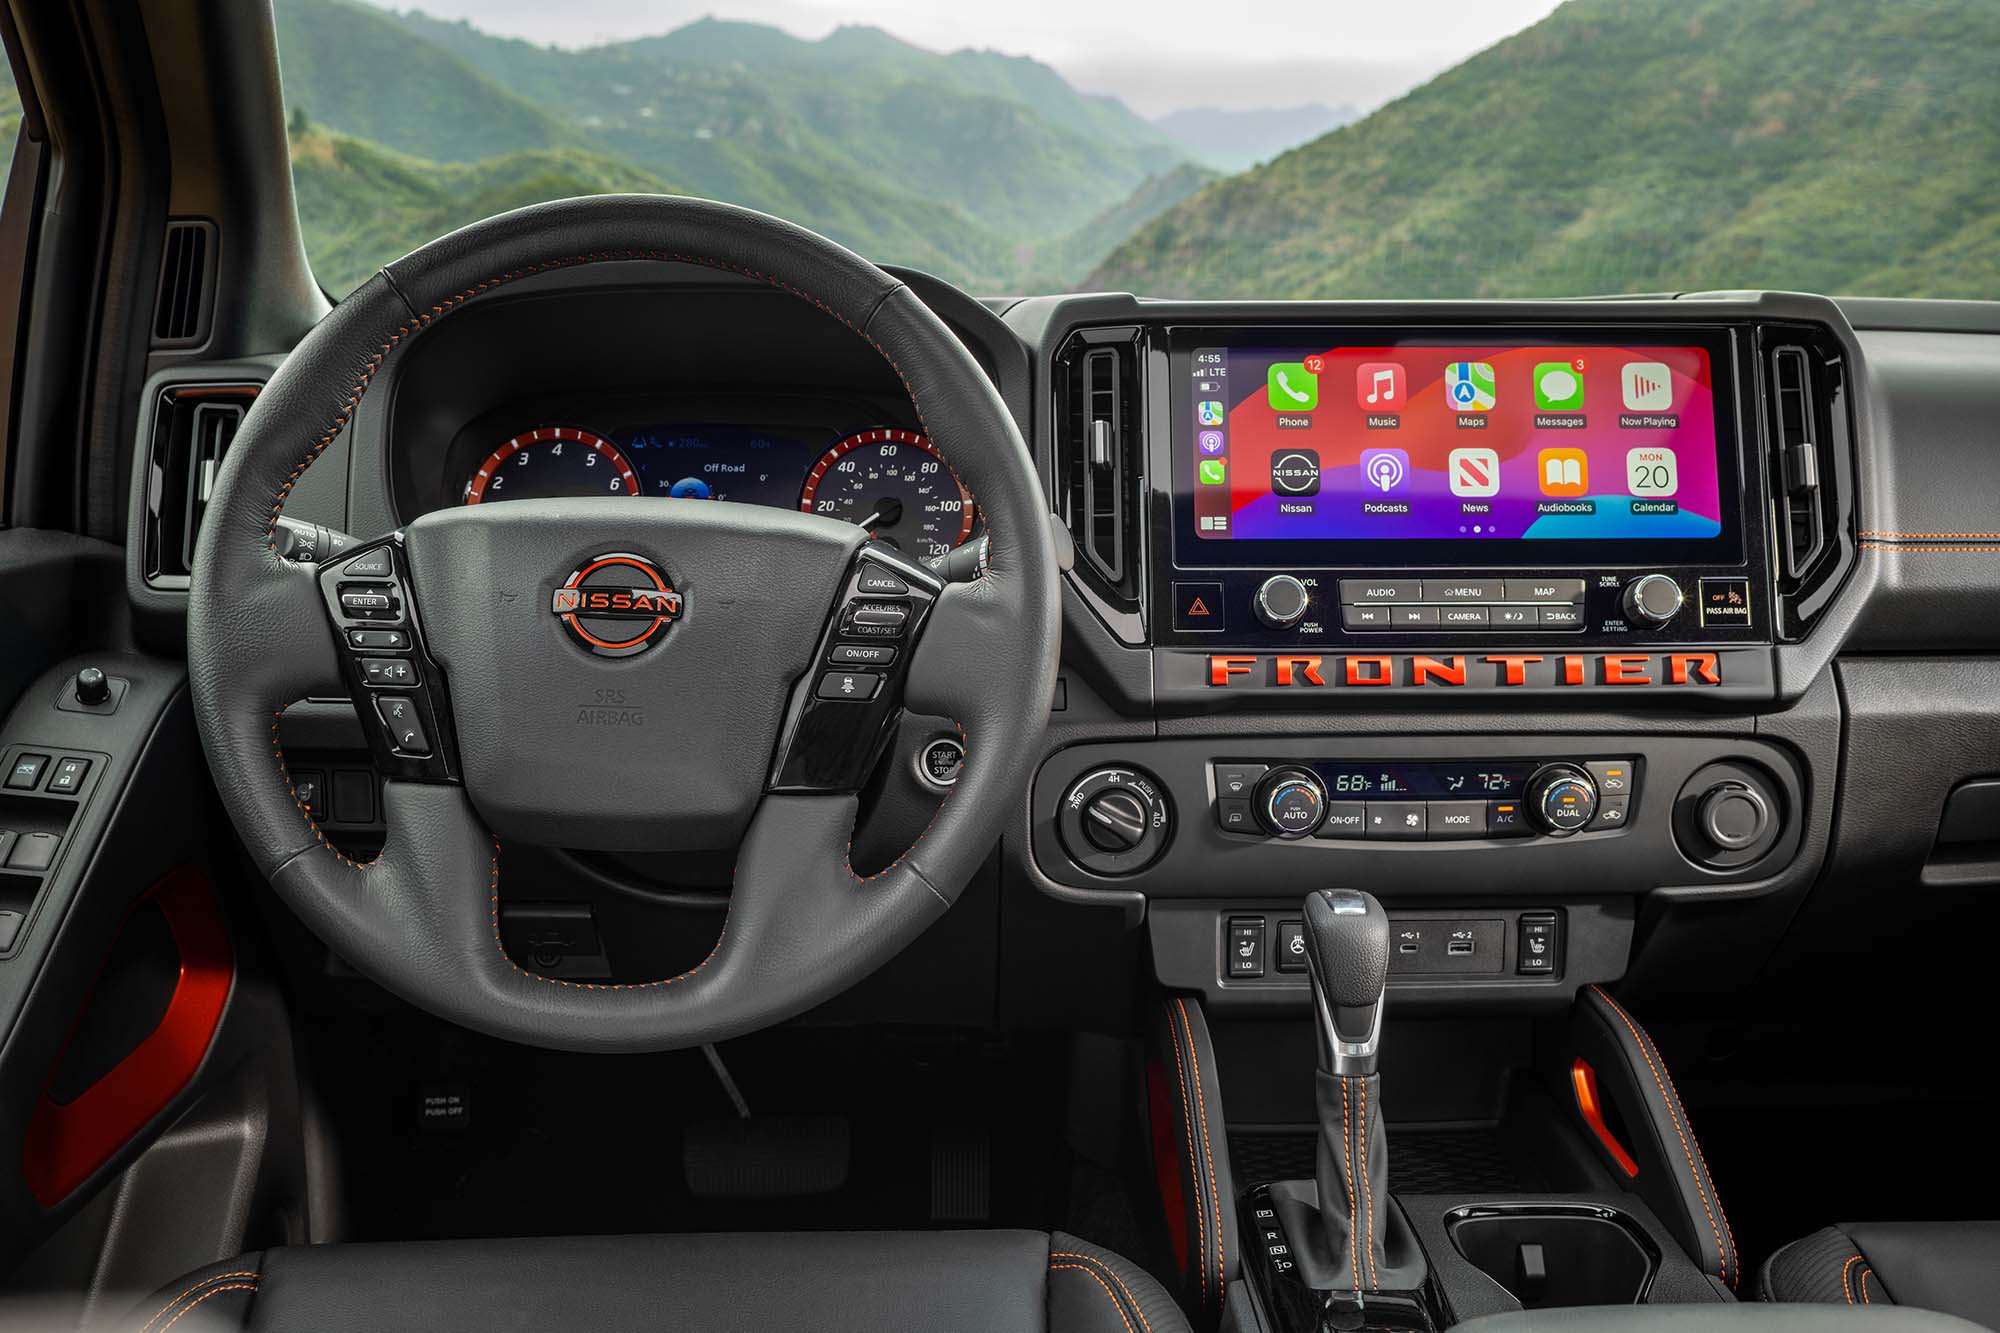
1534,363,1585,412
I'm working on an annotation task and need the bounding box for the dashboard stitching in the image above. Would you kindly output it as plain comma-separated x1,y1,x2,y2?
1859,530,2000,539
263,250,989,908
1860,543,2000,552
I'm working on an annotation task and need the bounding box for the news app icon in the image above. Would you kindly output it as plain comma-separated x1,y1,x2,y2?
1621,361,1674,411
1356,362,1405,410
1448,447,1502,497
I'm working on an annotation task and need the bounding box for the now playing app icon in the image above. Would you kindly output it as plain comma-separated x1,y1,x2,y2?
1448,446,1501,497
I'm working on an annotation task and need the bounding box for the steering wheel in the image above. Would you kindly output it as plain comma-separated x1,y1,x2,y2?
186,196,1059,1052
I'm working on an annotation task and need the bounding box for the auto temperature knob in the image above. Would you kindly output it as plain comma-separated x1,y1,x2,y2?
1058,767,1171,876
1253,766,1328,839
1525,763,1598,835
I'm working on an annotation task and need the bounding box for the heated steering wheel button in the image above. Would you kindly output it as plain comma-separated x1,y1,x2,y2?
361,658,420,688
816,670,883,701
374,697,431,756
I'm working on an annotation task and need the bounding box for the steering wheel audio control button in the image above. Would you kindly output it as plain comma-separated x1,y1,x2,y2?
815,671,883,701
347,628,410,650
360,657,420,688
341,548,395,579
374,696,432,756
338,587,402,621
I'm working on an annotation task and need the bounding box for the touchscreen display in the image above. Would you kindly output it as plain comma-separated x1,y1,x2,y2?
1187,342,1723,545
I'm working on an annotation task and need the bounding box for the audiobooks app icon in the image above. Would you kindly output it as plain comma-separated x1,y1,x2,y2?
1537,448,1590,497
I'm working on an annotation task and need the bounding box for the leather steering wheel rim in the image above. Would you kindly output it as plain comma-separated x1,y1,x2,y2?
186,195,1059,1052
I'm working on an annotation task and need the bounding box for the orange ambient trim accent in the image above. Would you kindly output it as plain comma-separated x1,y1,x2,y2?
1571,1057,1640,1178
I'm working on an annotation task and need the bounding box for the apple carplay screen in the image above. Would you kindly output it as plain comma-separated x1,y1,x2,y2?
1168,329,1744,568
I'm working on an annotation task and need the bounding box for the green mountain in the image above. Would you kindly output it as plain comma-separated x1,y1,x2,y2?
1021,163,1223,291
1091,0,2000,300
268,0,1191,292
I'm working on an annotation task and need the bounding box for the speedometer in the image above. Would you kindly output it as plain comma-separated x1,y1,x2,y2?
464,427,639,505
798,429,976,559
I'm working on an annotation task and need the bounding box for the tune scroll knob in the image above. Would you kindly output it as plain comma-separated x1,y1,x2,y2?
1622,573,1684,627
1253,766,1328,839
1254,575,1312,630
1697,781,1771,851
1525,764,1598,836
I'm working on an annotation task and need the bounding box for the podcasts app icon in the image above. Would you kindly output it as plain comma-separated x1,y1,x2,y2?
1359,447,1410,494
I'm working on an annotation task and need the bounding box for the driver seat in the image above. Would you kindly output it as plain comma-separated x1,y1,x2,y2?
128,1230,1192,1332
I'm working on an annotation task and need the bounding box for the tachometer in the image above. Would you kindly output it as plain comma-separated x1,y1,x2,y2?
464,427,639,505
798,429,975,559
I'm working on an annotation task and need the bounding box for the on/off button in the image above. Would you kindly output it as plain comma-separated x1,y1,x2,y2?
1173,582,1225,631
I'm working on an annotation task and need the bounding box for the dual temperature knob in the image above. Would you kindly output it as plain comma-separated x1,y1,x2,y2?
1249,763,1608,839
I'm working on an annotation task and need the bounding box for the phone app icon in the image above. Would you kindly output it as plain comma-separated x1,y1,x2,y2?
1197,400,1225,426
1448,447,1502,497
1356,362,1405,410
1533,363,1585,412
1198,458,1227,486
1537,448,1590,497
1270,449,1321,496
1359,447,1410,494
1267,362,1319,411
1621,361,1674,411
1198,429,1225,455
1626,446,1678,496
1444,361,1497,412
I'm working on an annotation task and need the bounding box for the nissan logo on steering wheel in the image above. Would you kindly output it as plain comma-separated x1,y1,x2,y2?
549,551,683,657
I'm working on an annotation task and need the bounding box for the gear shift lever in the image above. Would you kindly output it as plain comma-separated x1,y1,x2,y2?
1280,888,1426,1311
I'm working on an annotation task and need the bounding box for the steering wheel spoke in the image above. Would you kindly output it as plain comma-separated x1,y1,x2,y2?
768,541,945,793
314,534,461,783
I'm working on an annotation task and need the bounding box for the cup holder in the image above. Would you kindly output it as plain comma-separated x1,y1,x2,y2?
1446,1204,1660,1308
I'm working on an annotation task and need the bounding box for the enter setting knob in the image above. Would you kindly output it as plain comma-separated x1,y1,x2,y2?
1623,574,1683,627
1254,575,1311,629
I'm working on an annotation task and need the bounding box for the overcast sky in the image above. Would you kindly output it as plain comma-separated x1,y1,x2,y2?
368,0,1565,117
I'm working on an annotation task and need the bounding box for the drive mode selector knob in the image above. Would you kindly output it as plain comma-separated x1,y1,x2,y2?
1526,764,1598,836
1058,767,1171,876
1622,573,1683,627
1253,766,1327,839
1254,575,1311,629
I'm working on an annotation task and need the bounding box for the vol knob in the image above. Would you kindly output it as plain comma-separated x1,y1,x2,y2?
1623,574,1683,627
1254,575,1311,629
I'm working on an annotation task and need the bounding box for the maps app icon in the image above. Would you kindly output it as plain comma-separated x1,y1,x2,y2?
1445,361,1496,412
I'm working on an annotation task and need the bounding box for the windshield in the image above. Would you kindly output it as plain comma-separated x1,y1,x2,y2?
275,0,1996,300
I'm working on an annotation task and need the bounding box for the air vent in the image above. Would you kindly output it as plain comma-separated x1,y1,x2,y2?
1055,328,1144,609
143,384,258,586
152,219,217,346
1761,331,1855,638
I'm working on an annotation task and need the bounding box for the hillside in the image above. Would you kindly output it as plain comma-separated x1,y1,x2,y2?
1092,0,2000,299
1154,103,1358,172
274,1,1184,272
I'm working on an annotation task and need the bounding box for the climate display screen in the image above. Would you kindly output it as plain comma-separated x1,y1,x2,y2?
1175,332,1740,563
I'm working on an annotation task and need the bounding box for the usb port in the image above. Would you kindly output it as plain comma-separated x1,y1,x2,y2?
1447,939,1475,957
1398,942,1420,954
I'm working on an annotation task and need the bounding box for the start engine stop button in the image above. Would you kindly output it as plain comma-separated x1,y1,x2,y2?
917,737,966,788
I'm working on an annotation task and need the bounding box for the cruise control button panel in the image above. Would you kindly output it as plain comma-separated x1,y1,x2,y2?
317,536,458,781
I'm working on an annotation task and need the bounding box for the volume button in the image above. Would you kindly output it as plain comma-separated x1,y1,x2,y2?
1255,575,1311,629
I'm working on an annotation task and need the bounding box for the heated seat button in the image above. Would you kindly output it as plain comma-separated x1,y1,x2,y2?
1518,912,1561,975
361,658,420,688
1226,917,1266,978
815,670,883,701
46,757,90,794
375,696,431,756
6,754,49,790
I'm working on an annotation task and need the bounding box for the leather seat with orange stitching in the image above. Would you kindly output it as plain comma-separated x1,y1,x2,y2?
127,1232,1193,1333
1761,1222,2000,1327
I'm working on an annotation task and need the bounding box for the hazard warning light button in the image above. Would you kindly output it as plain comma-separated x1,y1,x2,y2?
1173,581,1226,632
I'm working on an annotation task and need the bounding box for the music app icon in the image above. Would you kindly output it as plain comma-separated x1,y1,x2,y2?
1356,362,1405,411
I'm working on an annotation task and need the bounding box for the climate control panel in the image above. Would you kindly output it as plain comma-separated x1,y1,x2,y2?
1212,757,1635,843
